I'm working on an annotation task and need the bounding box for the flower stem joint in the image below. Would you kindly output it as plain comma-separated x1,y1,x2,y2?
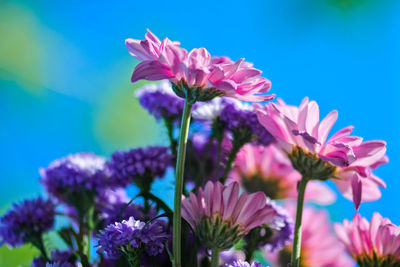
171,80,224,104
288,147,336,181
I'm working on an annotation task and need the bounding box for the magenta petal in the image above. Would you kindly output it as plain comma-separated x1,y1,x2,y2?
351,175,362,210
131,61,174,82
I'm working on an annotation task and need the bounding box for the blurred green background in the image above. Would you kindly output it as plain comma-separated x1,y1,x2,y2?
0,0,398,265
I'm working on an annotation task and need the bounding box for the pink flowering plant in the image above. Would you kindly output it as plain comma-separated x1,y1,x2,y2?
0,29,392,267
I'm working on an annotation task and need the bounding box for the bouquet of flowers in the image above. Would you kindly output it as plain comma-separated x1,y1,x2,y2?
0,30,396,267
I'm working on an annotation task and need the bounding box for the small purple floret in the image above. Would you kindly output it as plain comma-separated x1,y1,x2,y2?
220,101,273,146
135,81,185,121
108,146,172,187
97,217,169,260
40,153,112,200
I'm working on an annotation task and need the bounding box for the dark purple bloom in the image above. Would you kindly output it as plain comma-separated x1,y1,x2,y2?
108,146,172,188
0,197,55,247
97,217,169,260
135,80,185,122
264,200,294,252
184,134,227,184
222,260,267,267
40,153,112,201
220,100,273,146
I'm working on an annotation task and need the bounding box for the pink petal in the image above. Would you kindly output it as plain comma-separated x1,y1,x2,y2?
131,60,174,82
318,110,338,144
351,175,362,210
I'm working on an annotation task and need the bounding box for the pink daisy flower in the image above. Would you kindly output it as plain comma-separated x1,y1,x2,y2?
255,97,387,209
334,138,388,209
125,30,274,102
228,144,336,205
265,205,354,267
334,213,400,266
181,181,277,250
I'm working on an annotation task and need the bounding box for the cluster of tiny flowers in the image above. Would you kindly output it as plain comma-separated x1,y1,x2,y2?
220,100,273,146
222,260,267,267
135,80,185,121
0,197,55,247
108,146,172,187
97,217,168,259
40,152,111,200
100,202,157,226
32,250,76,267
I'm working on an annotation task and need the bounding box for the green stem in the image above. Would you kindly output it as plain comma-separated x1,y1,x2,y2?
173,100,193,267
32,234,49,261
211,248,220,267
290,178,308,267
75,218,90,267
164,118,178,158
214,135,223,179
220,141,242,184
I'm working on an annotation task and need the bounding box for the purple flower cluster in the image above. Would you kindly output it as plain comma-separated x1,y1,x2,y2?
40,153,111,200
220,101,273,146
223,260,266,267
263,200,294,252
97,217,168,260
136,80,185,121
32,250,76,267
101,202,157,226
108,146,171,187
0,197,55,247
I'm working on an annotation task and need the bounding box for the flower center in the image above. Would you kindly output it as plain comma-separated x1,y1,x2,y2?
241,174,287,200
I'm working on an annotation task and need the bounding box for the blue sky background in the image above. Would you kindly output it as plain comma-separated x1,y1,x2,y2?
0,0,399,265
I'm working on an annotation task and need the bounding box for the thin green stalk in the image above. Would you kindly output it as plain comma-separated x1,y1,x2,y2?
164,118,178,157
211,248,220,267
214,135,223,179
220,141,242,183
32,235,49,261
173,100,193,267
290,178,309,267
74,218,90,267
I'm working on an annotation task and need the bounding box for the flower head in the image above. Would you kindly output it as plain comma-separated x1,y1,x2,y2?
229,144,335,205
0,197,55,247
135,80,185,122
256,97,356,167
182,181,278,250
108,146,172,189
334,139,388,209
265,205,353,267
334,213,400,266
40,153,111,200
256,97,387,209
222,260,267,267
97,217,169,260
126,30,274,102
220,99,274,146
